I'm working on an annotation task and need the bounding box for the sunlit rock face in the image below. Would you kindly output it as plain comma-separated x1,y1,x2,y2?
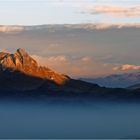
0,48,69,85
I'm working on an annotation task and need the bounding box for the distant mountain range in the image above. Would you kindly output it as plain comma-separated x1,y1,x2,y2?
0,48,140,101
80,72,140,88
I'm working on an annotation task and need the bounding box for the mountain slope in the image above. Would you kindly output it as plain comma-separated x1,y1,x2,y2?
80,72,140,88
128,84,140,90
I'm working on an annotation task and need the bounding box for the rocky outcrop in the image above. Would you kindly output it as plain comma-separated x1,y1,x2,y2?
0,48,69,85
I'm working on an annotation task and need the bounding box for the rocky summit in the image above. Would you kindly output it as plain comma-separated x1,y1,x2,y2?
0,48,69,85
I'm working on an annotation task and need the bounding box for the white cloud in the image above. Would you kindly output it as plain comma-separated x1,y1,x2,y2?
113,64,140,71
84,4,140,17
81,56,91,62
47,55,67,62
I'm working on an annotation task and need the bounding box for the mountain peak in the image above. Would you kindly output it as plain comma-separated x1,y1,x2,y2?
16,48,28,56
0,48,69,85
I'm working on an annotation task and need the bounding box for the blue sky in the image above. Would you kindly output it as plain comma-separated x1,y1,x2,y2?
0,0,140,25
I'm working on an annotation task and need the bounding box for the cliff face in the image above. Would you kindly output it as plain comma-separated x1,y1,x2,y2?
0,48,69,85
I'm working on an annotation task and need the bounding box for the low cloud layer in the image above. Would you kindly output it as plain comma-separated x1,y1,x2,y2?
0,24,140,34
31,54,113,77
0,26,24,33
85,4,140,17
113,64,140,71
32,55,91,77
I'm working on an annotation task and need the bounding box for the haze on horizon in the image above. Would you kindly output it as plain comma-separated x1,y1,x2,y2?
0,0,140,78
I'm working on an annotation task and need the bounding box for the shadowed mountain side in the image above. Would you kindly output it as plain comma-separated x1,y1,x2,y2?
0,68,46,91
128,83,140,90
0,67,140,101
38,82,140,101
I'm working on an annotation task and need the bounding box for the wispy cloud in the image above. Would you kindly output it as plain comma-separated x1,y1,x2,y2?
84,4,140,17
32,54,100,77
31,55,68,65
31,54,118,77
113,64,140,71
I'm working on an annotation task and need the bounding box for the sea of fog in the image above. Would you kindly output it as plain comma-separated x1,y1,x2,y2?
0,98,140,139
